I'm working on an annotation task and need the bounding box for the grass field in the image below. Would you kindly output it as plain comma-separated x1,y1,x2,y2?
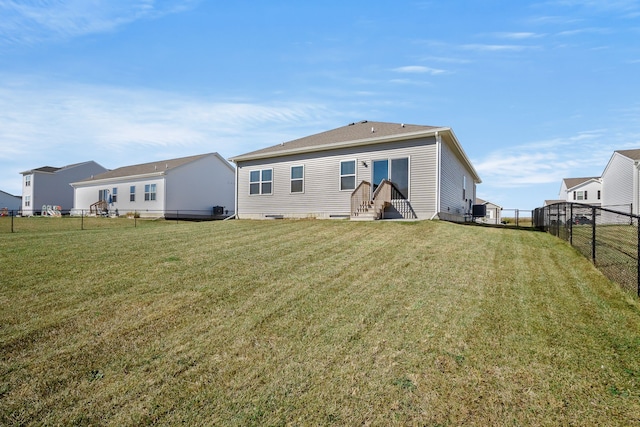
2,219,640,425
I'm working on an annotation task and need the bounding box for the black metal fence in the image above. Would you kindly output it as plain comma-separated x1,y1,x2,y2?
0,208,233,234
533,202,639,296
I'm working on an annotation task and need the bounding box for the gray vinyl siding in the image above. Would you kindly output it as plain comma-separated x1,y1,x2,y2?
236,136,438,219
438,140,474,221
602,152,633,211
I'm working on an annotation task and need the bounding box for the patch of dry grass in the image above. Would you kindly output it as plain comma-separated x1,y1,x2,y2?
1,220,640,425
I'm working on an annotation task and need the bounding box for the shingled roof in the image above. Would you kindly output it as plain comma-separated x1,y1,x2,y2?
75,153,217,183
230,121,442,161
616,149,640,161
562,176,600,190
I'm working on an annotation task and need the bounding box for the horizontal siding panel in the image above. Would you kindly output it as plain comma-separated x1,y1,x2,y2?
236,137,438,219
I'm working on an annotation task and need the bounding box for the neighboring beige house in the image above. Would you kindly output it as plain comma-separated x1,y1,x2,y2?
20,161,108,216
70,153,235,219
559,176,602,206
229,120,481,221
475,197,502,225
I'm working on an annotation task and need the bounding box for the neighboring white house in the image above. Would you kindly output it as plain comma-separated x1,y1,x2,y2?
229,121,481,221
70,153,235,219
20,161,108,216
475,197,502,225
558,176,602,206
601,149,640,214
0,190,21,214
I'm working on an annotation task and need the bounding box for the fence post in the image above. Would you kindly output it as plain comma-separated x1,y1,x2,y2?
81,209,84,231
569,204,573,245
637,217,640,297
591,205,596,264
11,210,14,233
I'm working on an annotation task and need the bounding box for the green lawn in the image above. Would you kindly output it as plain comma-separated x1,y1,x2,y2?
1,220,640,425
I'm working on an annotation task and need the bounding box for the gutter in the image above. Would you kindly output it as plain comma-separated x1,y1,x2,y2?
431,131,442,220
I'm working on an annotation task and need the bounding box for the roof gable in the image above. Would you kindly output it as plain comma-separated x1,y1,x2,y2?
74,153,231,184
230,121,440,161
562,177,600,191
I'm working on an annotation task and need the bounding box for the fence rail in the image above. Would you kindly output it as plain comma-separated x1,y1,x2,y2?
0,208,232,233
533,202,639,296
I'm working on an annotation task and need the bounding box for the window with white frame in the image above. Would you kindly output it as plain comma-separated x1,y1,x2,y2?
24,195,30,207
144,184,156,201
574,190,587,201
249,169,273,195
25,175,31,187
112,187,118,203
290,166,304,193
130,186,135,202
340,160,356,191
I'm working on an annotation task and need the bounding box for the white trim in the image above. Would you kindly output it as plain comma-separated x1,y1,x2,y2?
339,159,357,192
249,168,273,196
290,165,305,194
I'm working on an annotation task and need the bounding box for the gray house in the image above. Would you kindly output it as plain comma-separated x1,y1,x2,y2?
229,121,481,221
475,197,502,225
559,176,602,206
70,153,235,219
0,190,21,214
20,161,108,216
601,149,640,214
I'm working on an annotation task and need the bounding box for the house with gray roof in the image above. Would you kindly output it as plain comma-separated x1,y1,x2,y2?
20,161,108,216
229,121,481,221
0,190,21,214
601,149,640,214
475,197,502,225
70,153,235,219
559,176,602,206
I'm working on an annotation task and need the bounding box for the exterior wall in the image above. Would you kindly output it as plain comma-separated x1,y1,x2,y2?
235,137,438,219
22,162,107,215
566,180,602,205
438,139,475,222
477,202,502,225
601,153,634,212
73,176,166,217
0,191,21,212
165,155,235,216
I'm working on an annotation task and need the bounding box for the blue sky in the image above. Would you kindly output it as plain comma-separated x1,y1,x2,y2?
1,0,639,210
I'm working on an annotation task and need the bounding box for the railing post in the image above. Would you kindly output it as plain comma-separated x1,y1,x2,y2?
591,205,596,264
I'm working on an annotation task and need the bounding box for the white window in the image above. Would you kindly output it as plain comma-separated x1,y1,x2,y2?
130,186,135,202
291,166,304,193
144,184,156,201
250,169,273,195
24,195,30,207
25,175,31,187
340,160,356,191
112,187,118,203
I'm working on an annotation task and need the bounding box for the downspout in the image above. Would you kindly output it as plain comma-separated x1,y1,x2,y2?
634,161,640,216
234,162,239,219
430,131,441,220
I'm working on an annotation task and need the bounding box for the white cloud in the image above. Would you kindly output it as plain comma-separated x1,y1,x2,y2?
473,129,639,190
0,77,342,194
461,43,534,52
494,32,546,39
0,0,198,44
392,65,446,75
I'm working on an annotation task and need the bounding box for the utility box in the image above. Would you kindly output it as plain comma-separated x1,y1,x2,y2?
472,204,486,218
